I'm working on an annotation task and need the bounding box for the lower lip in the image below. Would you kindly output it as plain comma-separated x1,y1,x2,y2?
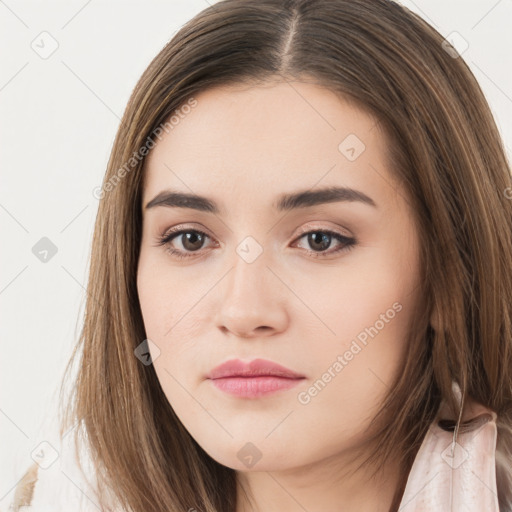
209,376,304,398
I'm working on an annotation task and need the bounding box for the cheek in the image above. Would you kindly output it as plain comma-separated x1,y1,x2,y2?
137,248,202,339
133,224,421,470
293,242,419,412
136,251,215,394
293,242,417,348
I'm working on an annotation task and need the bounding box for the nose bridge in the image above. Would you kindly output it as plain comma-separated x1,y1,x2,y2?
214,232,288,336
226,234,270,302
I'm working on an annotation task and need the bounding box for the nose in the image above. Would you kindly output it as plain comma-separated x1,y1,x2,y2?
214,248,289,339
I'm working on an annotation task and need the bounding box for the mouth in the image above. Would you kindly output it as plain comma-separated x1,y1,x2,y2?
206,358,306,398
209,375,304,398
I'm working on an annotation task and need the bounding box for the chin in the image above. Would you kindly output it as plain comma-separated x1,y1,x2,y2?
197,438,301,473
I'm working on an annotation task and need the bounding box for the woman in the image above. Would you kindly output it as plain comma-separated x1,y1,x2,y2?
8,0,512,510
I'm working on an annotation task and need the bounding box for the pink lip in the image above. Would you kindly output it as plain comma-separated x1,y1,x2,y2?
207,358,305,398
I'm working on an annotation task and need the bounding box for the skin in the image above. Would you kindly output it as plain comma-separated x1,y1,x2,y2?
137,79,422,511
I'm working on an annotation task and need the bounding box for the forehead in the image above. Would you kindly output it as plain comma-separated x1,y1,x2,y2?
142,80,397,212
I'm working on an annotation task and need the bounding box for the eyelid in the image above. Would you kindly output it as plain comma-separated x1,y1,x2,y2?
294,222,352,239
157,223,219,248
160,223,214,239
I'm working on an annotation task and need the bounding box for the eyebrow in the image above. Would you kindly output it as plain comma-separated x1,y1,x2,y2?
144,186,377,213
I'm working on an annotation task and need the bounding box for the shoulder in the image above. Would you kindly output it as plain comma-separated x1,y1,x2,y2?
496,415,512,512
399,393,512,511
9,462,39,511
4,429,104,512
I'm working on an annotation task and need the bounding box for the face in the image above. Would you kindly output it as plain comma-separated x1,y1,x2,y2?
136,79,421,473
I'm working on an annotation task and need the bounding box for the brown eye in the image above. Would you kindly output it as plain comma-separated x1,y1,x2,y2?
307,232,332,252
178,231,207,252
294,230,356,257
156,228,214,260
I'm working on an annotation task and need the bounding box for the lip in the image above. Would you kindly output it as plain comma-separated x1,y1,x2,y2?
207,358,305,379
207,358,306,398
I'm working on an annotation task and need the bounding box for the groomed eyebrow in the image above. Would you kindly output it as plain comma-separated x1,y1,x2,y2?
144,186,377,213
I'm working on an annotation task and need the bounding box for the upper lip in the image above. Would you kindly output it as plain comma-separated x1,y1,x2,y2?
207,358,305,379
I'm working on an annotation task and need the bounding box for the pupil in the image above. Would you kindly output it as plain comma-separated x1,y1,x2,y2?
183,232,203,251
309,232,330,251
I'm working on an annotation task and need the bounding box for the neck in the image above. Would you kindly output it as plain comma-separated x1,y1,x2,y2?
235,445,406,512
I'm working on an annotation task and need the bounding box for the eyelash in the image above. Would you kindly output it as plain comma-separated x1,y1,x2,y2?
155,225,356,260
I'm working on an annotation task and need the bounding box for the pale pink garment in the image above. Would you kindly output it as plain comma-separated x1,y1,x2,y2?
398,393,500,511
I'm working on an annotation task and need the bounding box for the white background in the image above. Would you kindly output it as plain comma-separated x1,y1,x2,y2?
1,0,511,505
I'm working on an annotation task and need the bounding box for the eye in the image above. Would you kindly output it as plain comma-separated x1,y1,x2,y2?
292,229,356,258
154,226,357,260
155,226,215,260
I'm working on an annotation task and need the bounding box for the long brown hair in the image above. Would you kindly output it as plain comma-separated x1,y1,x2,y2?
21,0,512,510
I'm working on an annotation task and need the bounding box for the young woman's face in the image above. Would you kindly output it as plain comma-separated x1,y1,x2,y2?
137,80,421,472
